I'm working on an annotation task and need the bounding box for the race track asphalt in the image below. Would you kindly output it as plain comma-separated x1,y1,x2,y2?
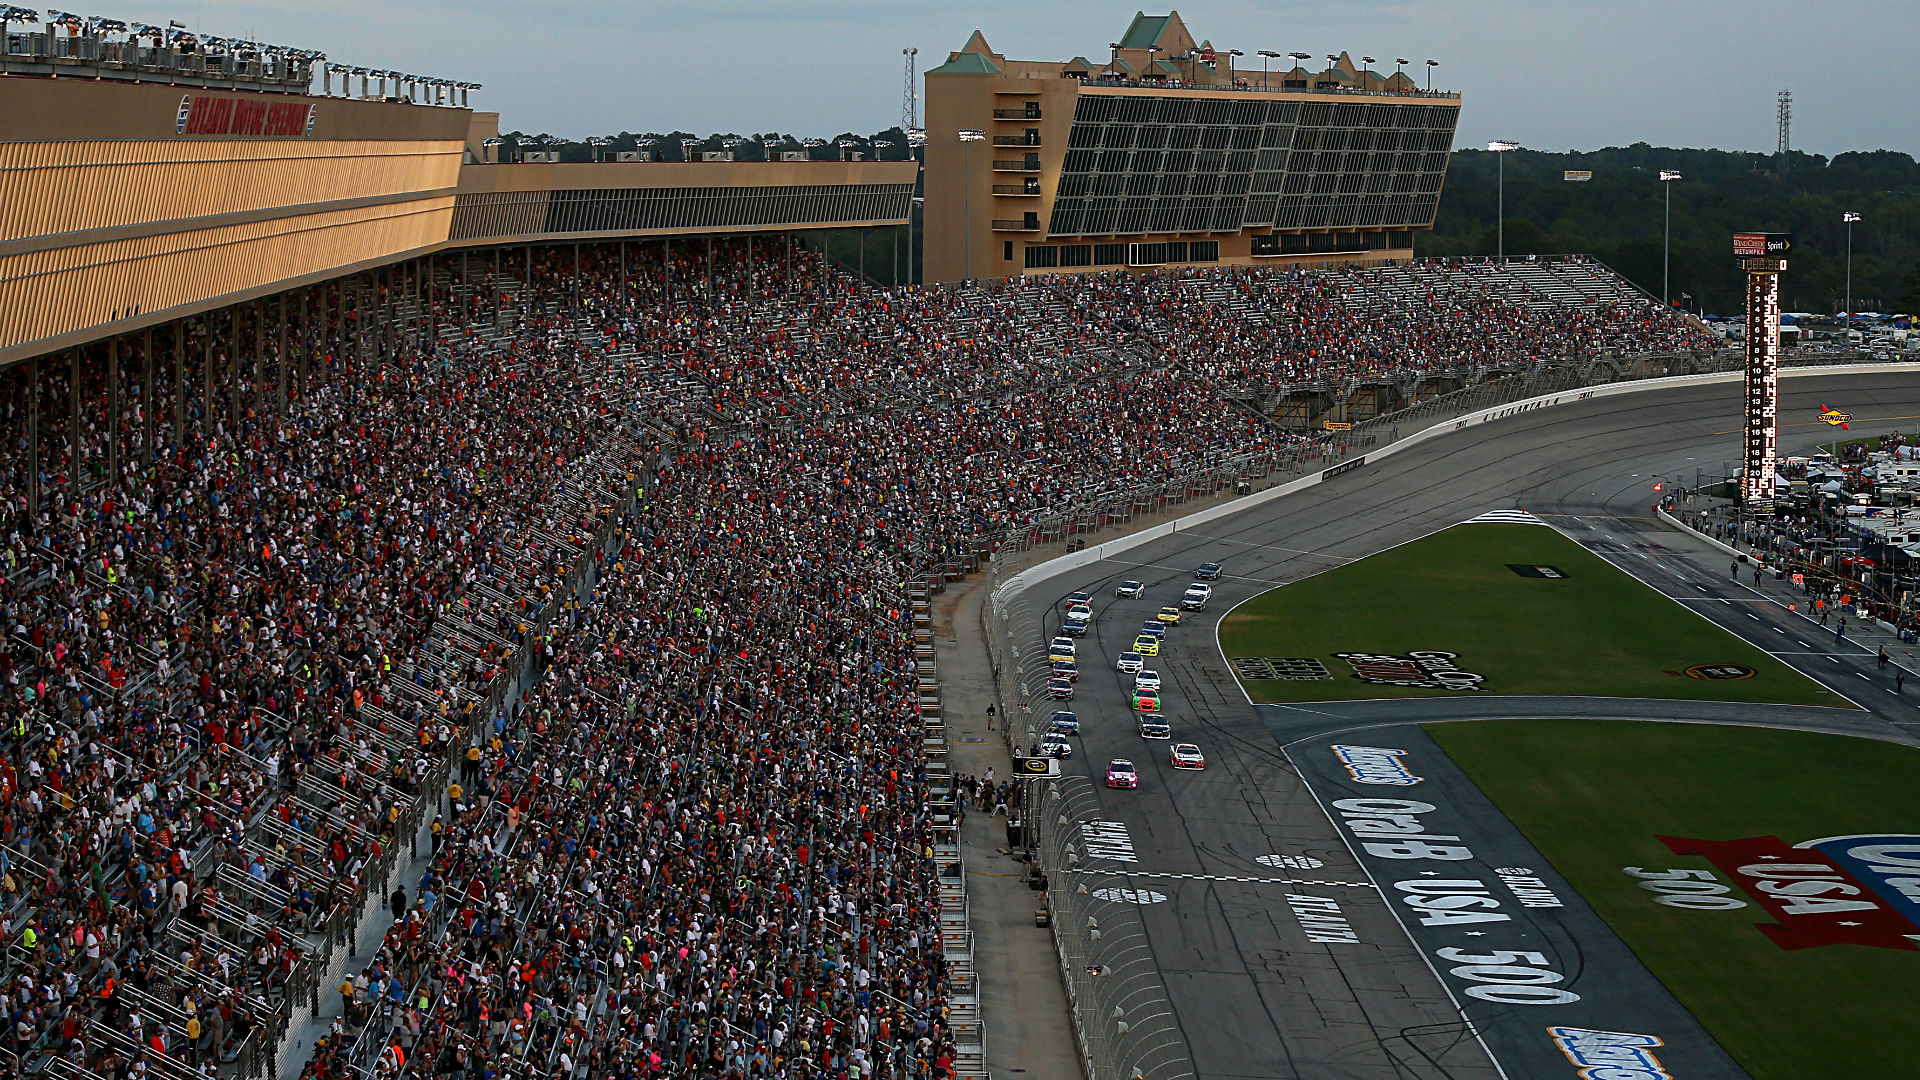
1006,368,1920,1080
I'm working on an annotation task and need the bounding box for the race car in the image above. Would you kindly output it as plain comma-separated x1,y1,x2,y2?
1137,622,1166,640
1132,690,1160,713
1048,636,1077,660
1048,710,1080,734
1105,758,1138,789
1038,734,1073,759
1047,677,1074,700
1115,651,1144,674
1133,635,1160,657
1116,580,1145,598
1195,562,1222,580
1180,583,1212,610
1062,617,1089,637
1169,743,1205,769
1137,714,1170,739
1063,591,1092,609
1051,658,1079,682
1156,606,1182,625
1134,669,1161,692
1065,603,1093,624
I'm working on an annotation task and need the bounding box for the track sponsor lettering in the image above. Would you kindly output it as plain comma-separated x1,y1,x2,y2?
1396,878,1512,927
1432,947,1580,1005
1331,744,1423,786
1284,893,1359,943
1547,1026,1674,1080
1230,656,1332,681
1332,797,1472,861
1493,866,1566,909
1334,650,1487,691
1659,834,1920,950
1079,820,1137,863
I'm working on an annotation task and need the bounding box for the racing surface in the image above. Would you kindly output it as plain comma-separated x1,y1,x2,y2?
1010,369,1920,1080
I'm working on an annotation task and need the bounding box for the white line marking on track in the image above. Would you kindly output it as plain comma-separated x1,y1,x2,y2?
1065,869,1376,889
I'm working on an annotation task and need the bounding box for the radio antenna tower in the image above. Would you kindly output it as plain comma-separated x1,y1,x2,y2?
902,48,919,132
1776,88,1792,173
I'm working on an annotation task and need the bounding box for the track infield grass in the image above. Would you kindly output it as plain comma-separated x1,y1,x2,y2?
1217,522,1842,706
1429,718,1920,1080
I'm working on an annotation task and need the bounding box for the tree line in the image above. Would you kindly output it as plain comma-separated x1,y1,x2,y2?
1419,144,1920,317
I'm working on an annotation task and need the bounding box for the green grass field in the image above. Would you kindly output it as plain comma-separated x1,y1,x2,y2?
1218,522,1841,706
1429,719,1920,1080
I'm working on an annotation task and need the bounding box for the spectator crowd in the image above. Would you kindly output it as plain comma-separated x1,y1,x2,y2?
0,241,1710,1080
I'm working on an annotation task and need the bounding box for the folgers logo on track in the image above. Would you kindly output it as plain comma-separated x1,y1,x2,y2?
1659,833,1920,950
1334,650,1487,692
1547,1027,1674,1080
1331,744,1423,786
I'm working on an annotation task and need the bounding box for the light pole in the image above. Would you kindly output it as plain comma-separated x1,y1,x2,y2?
1227,49,1242,87
1487,140,1519,260
1660,169,1682,305
1425,58,1438,92
1395,57,1408,90
1257,50,1279,90
1326,54,1339,90
958,128,985,281
1361,55,1375,91
1288,52,1311,86
1844,211,1861,331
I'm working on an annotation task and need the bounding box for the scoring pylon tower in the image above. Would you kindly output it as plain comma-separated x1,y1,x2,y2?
1734,231,1793,506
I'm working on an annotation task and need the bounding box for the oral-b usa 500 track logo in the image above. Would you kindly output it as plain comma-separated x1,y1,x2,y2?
1331,745,1422,786
1547,1027,1673,1080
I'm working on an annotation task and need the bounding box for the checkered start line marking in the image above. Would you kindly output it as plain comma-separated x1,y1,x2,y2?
1064,868,1377,889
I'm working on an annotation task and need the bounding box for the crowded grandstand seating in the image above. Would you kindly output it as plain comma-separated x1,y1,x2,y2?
0,245,1711,1080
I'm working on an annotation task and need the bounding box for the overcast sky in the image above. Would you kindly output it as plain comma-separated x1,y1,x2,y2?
191,0,1914,156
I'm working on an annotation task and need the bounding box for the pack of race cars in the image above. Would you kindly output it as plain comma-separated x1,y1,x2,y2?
1038,569,1218,789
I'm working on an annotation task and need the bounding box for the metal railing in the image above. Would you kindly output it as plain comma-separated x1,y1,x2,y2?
0,31,315,91
992,108,1043,119
993,184,1042,196
992,219,1042,232
992,159,1042,172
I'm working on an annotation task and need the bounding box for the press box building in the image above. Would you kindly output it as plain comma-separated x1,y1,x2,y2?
922,11,1462,281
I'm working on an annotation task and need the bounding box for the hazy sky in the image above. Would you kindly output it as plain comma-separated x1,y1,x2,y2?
189,0,1914,156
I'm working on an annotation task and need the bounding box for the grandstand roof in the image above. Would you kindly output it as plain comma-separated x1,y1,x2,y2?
927,51,1002,75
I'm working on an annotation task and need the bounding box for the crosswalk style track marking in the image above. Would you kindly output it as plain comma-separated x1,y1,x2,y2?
1067,868,1377,889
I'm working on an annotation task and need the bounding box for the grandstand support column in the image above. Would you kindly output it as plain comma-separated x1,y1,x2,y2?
620,241,627,303
746,235,753,278
524,245,533,324
787,233,794,291
25,358,37,520
491,250,501,330
172,319,184,443
277,293,289,417
106,335,120,484
68,347,80,494
141,327,153,460
228,308,240,428
461,251,470,328
255,298,267,419
706,237,714,295
355,275,367,372
573,242,581,309
201,315,213,431
298,290,310,399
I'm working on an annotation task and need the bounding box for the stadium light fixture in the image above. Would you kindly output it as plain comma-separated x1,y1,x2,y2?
1425,58,1438,92
1395,57,1408,86
1256,49,1280,90
1486,140,1520,261
1288,51,1311,85
1360,55,1374,89
1659,169,1682,305
1844,211,1862,327
1227,49,1242,86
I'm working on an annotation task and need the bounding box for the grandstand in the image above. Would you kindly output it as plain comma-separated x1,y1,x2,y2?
0,22,1721,1080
